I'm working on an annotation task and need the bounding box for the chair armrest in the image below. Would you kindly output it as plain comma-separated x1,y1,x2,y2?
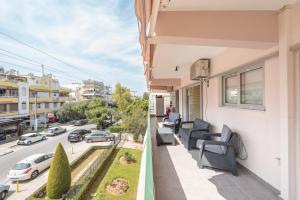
180,121,194,128
190,128,209,133
201,133,221,138
163,117,169,122
202,140,232,147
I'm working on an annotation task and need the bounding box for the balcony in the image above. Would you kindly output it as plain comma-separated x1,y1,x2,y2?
30,109,53,115
0,111,19,117
0,80,18,88
30,97,52,103
30,85,51,92
137,116,281,200
0,96,18,103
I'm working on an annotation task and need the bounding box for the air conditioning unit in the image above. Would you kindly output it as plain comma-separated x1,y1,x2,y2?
190,59,210,80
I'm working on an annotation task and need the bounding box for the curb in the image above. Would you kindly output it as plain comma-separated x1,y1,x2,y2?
9,144,18,148
0,150,14,157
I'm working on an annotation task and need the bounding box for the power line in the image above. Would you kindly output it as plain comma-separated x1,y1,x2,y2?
0,31,101,80
0,49,84,80
0,60,78,83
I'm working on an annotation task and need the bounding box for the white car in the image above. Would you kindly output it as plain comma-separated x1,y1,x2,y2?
44,127,66,136
8,153,53,181
17,133,46,145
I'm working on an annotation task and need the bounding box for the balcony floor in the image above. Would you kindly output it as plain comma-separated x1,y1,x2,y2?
151,117,281,200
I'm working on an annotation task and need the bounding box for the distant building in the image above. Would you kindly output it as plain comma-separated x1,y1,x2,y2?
75,79,112,103
0,68,71,141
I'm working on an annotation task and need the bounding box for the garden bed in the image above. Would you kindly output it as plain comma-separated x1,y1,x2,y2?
26,146,111,200
86,148,142,200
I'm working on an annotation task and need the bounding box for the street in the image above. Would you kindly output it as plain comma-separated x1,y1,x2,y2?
0,123,104,200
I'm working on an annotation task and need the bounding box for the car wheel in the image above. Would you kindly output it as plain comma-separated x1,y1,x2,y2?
42,136,46,140
87,139,92,143
31,170,39,179
0,190,7,200
27,141,32,145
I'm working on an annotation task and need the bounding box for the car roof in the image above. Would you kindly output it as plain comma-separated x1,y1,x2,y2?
49,127,59,129
19,154,46,163
22,133,37,136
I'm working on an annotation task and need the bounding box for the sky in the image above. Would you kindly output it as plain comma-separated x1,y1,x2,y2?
0,0,147,95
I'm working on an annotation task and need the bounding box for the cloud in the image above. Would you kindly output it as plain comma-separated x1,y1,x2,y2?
0,0,146,94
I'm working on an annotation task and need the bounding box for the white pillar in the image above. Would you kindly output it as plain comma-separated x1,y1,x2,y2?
278,6,297,200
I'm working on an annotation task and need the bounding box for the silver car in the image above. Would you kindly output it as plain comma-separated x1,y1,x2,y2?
85,131,115,143
44,127,67,136
0,184,9,200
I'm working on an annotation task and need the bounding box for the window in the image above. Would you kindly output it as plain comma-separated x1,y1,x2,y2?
22,87,26,96
223,74,238,104
240,68,264,105
45,103,49,109
22,102,26,110
0,104,7,113
10,104,18,112
37,103,41,109
222,64,264,110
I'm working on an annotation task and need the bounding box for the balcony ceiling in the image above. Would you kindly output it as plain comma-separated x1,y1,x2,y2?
152,44,224,79
161,0,297,11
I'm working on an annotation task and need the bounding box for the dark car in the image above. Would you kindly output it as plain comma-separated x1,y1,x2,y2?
74,119,88,126
68,129,91,142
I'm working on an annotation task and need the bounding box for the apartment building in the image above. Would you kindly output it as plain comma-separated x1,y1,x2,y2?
26,73,69,127
75,79,112,102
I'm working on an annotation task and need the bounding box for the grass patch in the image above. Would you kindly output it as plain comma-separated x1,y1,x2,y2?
91,148,142,200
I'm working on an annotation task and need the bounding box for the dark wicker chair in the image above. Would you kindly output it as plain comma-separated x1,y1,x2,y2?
178,118,210,150
196,125,238,176
163,112,181,133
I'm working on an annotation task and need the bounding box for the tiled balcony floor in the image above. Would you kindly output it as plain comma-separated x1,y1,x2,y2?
151,117,281,200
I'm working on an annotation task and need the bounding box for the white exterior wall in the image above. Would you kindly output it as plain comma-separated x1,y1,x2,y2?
204,56,281,190
18,82,29,115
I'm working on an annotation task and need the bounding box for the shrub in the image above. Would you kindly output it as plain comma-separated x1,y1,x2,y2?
109,125,124,133
46,143,71,199
133,132,139,142
123,152,135,162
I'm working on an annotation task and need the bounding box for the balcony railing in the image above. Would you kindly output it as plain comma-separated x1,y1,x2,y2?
136,114,155,200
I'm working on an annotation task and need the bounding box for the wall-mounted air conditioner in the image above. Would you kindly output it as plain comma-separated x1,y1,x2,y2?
190,59,210,80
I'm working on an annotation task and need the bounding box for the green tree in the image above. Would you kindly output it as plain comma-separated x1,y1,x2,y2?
112,83,132,112
123,99,148,141
85,106,112,130
143,92,149,100
46,143,71,199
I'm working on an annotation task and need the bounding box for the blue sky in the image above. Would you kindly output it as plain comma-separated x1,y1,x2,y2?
0,0,146,94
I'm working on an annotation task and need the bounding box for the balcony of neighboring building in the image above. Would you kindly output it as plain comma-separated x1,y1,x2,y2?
0,103,19,117
0,88,18,103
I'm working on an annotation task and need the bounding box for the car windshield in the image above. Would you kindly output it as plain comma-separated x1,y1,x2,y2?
19,136,28,141
12,163,31,170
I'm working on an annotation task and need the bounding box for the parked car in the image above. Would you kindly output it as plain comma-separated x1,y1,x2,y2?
44,127,66,136
85,131,115,143
7,153,53,181
67,129,91,142
17,133,46,145
0,184,9,200
74,119,88,126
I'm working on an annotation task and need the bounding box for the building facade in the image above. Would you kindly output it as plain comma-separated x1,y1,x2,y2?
135,0,300,199
0,69,70,136
75,79,112,102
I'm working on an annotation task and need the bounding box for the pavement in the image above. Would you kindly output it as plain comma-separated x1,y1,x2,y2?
0,123,115,200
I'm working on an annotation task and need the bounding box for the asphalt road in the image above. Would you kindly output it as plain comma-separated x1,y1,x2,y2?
0,124,95,183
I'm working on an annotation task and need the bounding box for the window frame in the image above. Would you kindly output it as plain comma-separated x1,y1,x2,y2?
221,63,265,111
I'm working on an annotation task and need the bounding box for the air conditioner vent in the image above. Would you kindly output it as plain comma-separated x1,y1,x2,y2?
190,59,210,80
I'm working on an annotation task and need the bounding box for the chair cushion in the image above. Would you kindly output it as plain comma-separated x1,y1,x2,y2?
220,125,232,142
193,118,209,130
168,112,180,123
196,139,225,155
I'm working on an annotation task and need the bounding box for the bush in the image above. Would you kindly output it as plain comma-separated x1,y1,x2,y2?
46,143,71,199
133,132,139,142
123,152,135,162
108,125,124,133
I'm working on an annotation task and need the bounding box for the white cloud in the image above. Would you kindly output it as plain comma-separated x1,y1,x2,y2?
0,0,146,94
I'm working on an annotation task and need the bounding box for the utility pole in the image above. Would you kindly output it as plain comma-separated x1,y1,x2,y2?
34,91,38,132
41,64,45,76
